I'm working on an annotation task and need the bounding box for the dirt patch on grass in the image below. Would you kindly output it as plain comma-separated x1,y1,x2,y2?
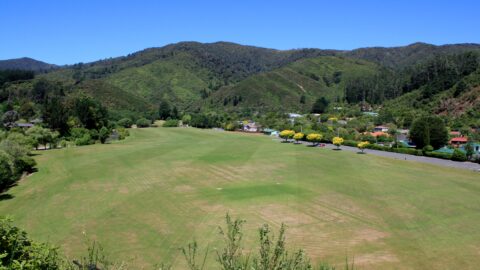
353,251,399,265
255,204,316,226
173,184,195,193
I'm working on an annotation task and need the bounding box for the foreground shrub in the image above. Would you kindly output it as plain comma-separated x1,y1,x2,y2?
183,214,340,270
0,217,61,269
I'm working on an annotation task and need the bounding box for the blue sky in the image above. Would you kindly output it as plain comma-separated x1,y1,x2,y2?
1,0,479,64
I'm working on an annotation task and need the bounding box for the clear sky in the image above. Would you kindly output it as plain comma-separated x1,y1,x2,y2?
1,0,479,65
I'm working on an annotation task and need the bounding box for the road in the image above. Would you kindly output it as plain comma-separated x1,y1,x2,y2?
278,138,480,172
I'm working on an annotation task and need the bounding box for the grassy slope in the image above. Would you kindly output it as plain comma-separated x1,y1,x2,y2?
1,128,479,269
206,56,379,112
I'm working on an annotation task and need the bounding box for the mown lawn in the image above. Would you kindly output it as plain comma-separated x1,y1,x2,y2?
1,127,479,269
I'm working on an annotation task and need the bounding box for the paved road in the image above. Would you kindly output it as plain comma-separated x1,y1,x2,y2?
277,139,480,172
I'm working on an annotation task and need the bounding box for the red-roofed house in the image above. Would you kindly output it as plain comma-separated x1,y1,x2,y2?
370,131,389,137
449,131,461,137
450,137,468,147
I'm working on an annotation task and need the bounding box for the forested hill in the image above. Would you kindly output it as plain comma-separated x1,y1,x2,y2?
0,57,57,71
1,41,479,127
345,42,480,69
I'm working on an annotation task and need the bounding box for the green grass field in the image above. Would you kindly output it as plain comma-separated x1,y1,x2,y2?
1,128,480,269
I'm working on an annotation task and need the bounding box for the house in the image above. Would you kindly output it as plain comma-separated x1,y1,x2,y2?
396,129,409,141
337,120,347,125
363,112,379,117
374,125,389,132
370,131,389,138
450,131,461,137
450,137,468,147
15,122,34,129
243,122,260,132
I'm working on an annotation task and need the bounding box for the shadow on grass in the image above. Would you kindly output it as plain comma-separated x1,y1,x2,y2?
0,193,14,201
332,148,342,151
280,141,291,143
357,151,366,154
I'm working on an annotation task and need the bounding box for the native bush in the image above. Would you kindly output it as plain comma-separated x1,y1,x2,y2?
117,118,133,128
293,132,304,143
136,118,151,128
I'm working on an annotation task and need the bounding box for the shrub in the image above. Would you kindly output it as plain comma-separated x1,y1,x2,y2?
451,149,467,161
424,151,452,160
117,127,130,140
13,156,36,176
75,134,93,146
117,118,133,128
332,137,344,149
163,119,179,127
293,132,304,143
99,126,110,144
136,118,151,128
306,133,322,145
343,140,359,147
422,145,434,153
357,141,370,153
279,130,295,142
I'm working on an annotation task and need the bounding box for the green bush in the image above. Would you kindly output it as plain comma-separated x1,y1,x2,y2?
423,145,434,153
136,118,151,128
451,149,467,161
163,119,179,127
424,151,453,160
0,217,61,269
99,126,110,144
117,127,130,140
343,140,359,147
75,134,93,146
13,156,36,176
117,118,133,128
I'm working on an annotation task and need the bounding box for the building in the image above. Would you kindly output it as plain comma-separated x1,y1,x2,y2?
243,122,260,132
449,137,468,147
374,125,389,132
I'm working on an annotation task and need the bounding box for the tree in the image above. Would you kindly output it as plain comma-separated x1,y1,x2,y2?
2,110,19,129
306,133,322,146
293,132,304,143
465,141,474,160
159,100,171,120
0,151,13,189
451,149,467,161
73,96,108,130
299,95,306,104
171,106,179,119
357,141,369,153
410,116,448,149
43,96,69,134
332,137,344,150
311,97,329,114
99,126,110,144
182,114,192,126
279,130,295,142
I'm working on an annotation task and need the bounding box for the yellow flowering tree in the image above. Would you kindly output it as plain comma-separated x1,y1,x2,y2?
279,130,295,142
332,137,344,150
357,141,370,153
293,132,304,143
306,133,323,146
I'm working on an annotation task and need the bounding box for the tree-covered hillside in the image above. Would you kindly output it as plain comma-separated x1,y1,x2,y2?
202,56,379,112
1,41,479,128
